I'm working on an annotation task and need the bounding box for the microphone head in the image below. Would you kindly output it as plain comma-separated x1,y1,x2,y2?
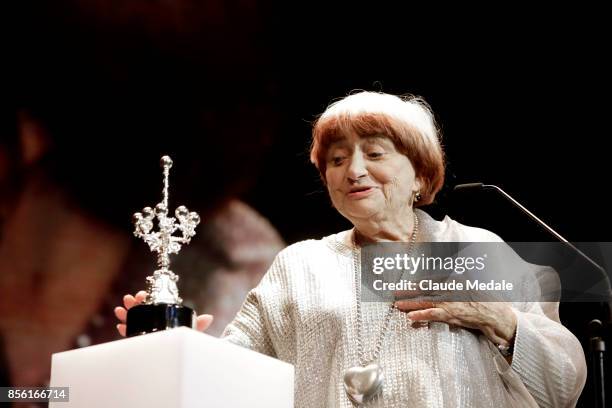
453,182,484,192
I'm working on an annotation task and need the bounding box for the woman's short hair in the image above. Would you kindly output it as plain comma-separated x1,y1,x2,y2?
310,91,445,206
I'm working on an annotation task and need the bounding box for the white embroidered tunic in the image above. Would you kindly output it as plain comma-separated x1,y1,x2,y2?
222,209,587,407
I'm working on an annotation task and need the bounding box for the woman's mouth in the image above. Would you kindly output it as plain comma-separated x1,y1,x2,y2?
347,186,375,198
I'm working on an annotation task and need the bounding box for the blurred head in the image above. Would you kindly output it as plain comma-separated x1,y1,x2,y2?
310,91,445,222
4,0,277,227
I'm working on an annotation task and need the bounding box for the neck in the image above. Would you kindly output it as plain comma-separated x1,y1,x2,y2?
352,208,418,244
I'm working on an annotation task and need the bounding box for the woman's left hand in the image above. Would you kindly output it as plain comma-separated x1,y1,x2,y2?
393,300,517,347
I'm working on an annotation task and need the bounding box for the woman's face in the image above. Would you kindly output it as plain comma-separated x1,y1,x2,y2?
325,132,421,224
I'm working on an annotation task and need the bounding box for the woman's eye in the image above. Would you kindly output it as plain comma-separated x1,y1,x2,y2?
367,152,384,159
331,156,345,165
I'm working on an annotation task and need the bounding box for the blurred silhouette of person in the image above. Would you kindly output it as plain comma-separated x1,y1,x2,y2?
0,0,284,397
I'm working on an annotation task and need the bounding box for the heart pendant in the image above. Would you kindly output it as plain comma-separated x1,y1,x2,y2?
343,363,384,405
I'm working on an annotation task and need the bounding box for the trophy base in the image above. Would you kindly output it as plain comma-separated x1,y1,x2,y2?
126,303,196,337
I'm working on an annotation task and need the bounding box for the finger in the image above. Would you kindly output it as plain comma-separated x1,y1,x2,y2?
393,278,456,302
407,307,451,322
481,326,507,345
116,323,126,337
123,294,136,310
196,314,214,332
114,306,127,323
394,300,435,312
393,289,425,300
135,291,148,303
123,292,147,310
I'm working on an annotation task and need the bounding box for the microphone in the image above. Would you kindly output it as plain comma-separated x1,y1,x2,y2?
453,182,484,193
454,183,604,270
454,182,610,408
454,183,611,309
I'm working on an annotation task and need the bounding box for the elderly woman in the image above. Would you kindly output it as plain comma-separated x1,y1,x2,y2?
116,91,586,407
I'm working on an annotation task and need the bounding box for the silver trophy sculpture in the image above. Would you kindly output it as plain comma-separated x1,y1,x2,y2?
126,155,200,336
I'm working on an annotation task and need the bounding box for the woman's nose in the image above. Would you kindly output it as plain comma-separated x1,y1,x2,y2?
346,154,367,182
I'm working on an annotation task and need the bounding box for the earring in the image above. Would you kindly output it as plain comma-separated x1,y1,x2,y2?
414,192,422,203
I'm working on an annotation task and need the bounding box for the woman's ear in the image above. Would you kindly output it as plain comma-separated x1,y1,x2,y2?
413,176,424,194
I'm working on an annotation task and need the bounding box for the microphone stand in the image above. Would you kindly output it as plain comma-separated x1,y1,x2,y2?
454,182,610,408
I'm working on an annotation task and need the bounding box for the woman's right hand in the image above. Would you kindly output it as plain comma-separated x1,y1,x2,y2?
114,290,214,337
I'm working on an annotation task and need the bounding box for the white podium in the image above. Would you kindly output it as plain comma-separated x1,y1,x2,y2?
49,327,294,407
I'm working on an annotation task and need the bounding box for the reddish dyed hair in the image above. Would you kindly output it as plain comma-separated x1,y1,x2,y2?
310,91,445,206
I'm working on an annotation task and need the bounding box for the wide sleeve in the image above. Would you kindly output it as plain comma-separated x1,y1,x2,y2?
455,222,587,406
221,251,293,358
221,289,277,357
505,301,587,408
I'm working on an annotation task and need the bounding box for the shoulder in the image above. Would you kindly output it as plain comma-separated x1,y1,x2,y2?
445,216,504,242
257,232,349,288
274,230,350,262
418,209,504,242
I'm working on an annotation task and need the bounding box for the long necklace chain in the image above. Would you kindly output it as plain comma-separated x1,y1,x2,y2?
352,212,419,366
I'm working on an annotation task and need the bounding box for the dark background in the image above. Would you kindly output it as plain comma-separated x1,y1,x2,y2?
4,1,610,406
244,7,610,244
